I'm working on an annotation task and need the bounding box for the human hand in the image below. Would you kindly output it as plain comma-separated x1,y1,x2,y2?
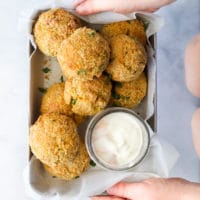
74,0,176,15
91,178,200,200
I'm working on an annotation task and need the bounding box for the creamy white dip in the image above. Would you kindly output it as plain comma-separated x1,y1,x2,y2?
92,112,146,168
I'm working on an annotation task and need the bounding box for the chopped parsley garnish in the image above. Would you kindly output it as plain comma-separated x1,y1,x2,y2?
125,96,130,100
115,82,123,88
42,67,50,73
112,92,120,100
77,69,86,76
88,31,96,37
60,75,64,83
90,160,96,167
38,87,47,94
71,98,77,105
121,95,130,100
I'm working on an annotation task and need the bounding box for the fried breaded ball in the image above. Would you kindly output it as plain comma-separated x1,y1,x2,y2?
33,8,82,56
30,113,80,166
112,73,147,108
100,21,130,39
101,19,146,46
40,83,87,125
57,27,110,80
128,19,147,46
43,143,90,180
40,83,73,116
106,34,147,82
64,75,112,116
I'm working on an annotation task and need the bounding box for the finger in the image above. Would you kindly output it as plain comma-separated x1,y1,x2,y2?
75,0,175,15
75,0,115,15
142,7,160,12
73,0,86,7
107,182,142,199
91,196,124,200
75,0,137,15
75,0,157,15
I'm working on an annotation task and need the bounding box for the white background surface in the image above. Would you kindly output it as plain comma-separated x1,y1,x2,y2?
0,0,199,199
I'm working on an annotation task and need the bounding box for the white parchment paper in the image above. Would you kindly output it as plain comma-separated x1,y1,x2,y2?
19,1,179,200
23,135,179,200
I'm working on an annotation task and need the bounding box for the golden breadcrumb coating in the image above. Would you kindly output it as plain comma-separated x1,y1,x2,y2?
57,27,110,80
40,83,87,125
64,75,112,116
29,113,80,166
101,19,146,46
44,143,90,180
128,19,147,46
112,73,147,108
33,8,82,56
106,34,147,82
40,83,73,116
101,21,130,39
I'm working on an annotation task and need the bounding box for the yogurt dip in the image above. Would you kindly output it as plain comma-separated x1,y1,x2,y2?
86,108,150,171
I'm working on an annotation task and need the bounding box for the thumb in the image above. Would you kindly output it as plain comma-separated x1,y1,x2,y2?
107,181,142,199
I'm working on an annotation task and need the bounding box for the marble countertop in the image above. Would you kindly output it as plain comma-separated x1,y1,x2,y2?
0,0,199,199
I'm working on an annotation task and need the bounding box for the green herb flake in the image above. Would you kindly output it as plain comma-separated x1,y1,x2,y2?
42,67,51,73
88,31,96,37
90,160,96,167
60,75,64,83
115,82,123,88
121,95,130,101
112,92,120,100
125,96,130,100
77,69,86,76
71,98,77,105
127,20,131,24
38,87,47,94
75,176,80,179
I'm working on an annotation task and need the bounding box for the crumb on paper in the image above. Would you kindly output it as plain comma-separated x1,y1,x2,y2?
44,75,49,80
43,59,48,65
